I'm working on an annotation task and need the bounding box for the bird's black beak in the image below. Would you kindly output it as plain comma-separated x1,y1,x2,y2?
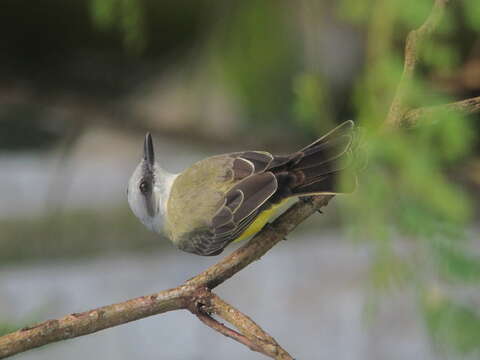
143,132,155,170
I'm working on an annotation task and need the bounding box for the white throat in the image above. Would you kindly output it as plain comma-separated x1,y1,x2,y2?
151,167,177,234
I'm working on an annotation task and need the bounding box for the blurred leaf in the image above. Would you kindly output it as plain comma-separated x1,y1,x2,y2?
120,0,146,53
89,0,118,30
341,2,479,355
463,0,480,31
431,237,480,283
336,0,373,24
422,40,460,71
395,0,433,30
345,122,473,243
354,55,404,127
422,291,480,356
217,0,297,127
89,0,146,53
370,249,412,291
292,73,334,134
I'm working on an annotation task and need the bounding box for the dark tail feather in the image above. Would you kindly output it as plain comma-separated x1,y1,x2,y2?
292,171,357,195
289,121,357,196
301,120,354,150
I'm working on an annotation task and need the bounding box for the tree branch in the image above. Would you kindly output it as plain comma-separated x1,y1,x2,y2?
385,0,449,128
0,286,193,359
0,195,332,359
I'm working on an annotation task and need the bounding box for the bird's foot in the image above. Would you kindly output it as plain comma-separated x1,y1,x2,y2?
299,195,315,204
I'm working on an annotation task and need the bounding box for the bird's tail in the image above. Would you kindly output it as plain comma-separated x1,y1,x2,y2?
285,120,357,197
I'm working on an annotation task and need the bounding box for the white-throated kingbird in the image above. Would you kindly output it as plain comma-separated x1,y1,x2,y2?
127,121,356,256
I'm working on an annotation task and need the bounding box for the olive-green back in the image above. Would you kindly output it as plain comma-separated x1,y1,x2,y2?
166,155,236,243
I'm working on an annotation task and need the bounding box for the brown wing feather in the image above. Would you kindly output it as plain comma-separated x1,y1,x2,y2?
177,169,278,256
199,172,277,255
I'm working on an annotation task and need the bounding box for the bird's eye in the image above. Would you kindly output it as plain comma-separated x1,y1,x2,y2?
139,180,149,194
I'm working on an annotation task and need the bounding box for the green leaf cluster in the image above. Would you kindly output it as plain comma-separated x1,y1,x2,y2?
336,0,480,356
89,0,146,53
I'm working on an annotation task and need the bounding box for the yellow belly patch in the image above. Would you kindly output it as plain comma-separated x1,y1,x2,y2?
233,200,288,242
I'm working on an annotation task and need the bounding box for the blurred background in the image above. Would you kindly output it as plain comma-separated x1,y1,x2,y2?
1,0,480,359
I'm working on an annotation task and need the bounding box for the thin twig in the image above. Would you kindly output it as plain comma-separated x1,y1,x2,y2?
209,293,293,360
194,312,266,354
385,0,449,128
402,96,480,127
187,288,293,359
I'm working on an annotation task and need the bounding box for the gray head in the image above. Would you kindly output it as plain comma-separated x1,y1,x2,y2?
127,133,176,234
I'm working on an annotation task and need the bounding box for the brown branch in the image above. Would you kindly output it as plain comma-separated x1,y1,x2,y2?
402,96,480,127
209,293,292,359
385,0,449,128
0,195,332,359
194,311,266,355
0,285,194,359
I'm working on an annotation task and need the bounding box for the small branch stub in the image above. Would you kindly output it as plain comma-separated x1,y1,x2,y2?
402,96,480,127
187,288,294,360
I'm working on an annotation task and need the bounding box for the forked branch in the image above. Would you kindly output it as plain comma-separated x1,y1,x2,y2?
0,196,332,359
385,0,449,128
188,288,293,359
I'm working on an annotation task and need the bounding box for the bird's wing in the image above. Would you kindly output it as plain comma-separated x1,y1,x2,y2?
172,121,357,256
175,151,284,256
209,170,277,238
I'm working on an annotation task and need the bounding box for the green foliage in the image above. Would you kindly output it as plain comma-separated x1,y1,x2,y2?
370,247,413,291
89,0,146,53
431,237,480,283
336,0,374,24
422,290,480,356
422,40,460,71
395,0,434,30
346,121,473,243
214,0,298,128
292,73,335,135
463,0,480,32
336,0,480,357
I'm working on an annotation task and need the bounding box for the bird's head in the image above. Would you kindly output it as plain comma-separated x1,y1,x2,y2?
127,133,173,233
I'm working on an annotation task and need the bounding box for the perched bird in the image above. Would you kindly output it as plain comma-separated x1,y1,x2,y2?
127,121,356,256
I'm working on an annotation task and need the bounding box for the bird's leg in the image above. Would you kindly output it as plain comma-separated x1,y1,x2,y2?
259,221,288,240
260,221,274,232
